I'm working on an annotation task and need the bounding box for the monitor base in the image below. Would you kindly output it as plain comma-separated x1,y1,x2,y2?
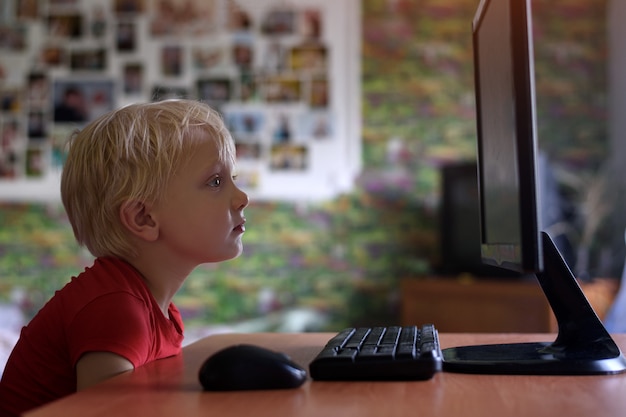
442,232,626,375
442,341,626,375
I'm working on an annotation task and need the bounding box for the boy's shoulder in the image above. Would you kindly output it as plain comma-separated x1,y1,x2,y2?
76,256,145,287
55,257,150,310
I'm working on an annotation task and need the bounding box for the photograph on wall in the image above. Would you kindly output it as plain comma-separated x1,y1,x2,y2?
0,118,21,179
151,85,189,101
197,78,232,103
224,107,266,137
123,63,144,95
161,45,183,77
0,119,20,150
90,6,107,38
116,21,137,52
149,0,218,36
261,8,296,35
192,45,225,71
52,79,115,123
229,5,253,32
270,144,308,171
25,147,45,177
50,124,74,167
263,75,302,102
289,43,327,72
261,41,287,72
27,73,50,108
114,0,145,14
232,35,254,70
17,0,40,19
27,111,47,139
0,24,27,50
309,77,329,107
238,72,258,101
1,90,21,114
40,45,66,67
270,111,297,143
235,142,262,161
300,9,322,39
300,111,333,140
47,14,83,39
69,48,107,71
0,151,18,179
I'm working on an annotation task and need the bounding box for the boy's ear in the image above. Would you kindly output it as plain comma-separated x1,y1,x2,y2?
119,200,158,241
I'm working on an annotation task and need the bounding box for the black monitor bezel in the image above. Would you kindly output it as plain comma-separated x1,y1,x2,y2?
472,0,543,273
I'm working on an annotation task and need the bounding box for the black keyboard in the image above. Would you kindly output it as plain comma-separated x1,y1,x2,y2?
309,324,442,381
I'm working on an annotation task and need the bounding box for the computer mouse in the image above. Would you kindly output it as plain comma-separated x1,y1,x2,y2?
198,344,308,391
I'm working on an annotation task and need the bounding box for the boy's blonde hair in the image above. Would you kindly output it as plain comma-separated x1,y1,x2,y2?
61,99,236,259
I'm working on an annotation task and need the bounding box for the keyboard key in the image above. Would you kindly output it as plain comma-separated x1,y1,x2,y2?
344,328,371,349
326,328,355,349
380,326,401,345
399,326,417,345
396,343,416,359
363,327,385,346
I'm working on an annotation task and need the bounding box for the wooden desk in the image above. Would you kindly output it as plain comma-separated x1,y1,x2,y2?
401,277,618,333
26,333,626,417
401,278,553,332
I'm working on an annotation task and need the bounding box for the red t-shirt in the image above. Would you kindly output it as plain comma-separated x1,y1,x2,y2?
0,257,184,417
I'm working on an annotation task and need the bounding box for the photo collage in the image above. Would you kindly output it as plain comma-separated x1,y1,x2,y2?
0,0,351,199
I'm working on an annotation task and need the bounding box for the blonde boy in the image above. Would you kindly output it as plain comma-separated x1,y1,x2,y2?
0,99,249,416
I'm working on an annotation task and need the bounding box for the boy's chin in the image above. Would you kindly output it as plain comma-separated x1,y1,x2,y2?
203,248,244,264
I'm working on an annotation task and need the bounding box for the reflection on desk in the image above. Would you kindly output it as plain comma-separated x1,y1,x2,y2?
25,333,626,417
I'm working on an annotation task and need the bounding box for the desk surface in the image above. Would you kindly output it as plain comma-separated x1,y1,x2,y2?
25,333,626,417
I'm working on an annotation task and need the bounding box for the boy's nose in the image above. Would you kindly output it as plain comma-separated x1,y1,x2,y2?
235,186,249,210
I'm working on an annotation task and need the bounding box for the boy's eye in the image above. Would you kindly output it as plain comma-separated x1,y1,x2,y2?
208,176,221,187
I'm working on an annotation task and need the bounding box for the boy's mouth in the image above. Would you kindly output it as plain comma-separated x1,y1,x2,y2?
234,219,246,233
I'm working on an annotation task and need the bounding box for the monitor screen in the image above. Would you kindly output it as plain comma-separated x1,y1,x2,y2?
473,0,542,273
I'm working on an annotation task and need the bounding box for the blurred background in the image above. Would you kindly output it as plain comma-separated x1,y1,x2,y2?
1,0,625,366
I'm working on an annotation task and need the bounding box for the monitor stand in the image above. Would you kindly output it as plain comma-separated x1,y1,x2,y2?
442,231,626,375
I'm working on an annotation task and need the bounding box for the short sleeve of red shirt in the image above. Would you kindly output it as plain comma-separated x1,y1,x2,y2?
67,292,154,367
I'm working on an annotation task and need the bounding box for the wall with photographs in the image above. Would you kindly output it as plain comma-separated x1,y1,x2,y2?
0,0,360,201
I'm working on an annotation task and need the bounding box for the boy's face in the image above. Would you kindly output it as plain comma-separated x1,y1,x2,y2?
152,137,248,266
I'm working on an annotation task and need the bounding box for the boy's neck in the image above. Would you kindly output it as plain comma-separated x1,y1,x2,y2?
124,256,191,316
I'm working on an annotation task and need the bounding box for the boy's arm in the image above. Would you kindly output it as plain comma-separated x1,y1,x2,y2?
75,352,134,391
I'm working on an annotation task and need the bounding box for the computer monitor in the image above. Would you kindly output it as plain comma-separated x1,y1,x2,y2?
472,0,541,274
441,0,626,375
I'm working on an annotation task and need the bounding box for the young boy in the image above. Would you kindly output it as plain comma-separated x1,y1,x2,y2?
0,99,249,416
